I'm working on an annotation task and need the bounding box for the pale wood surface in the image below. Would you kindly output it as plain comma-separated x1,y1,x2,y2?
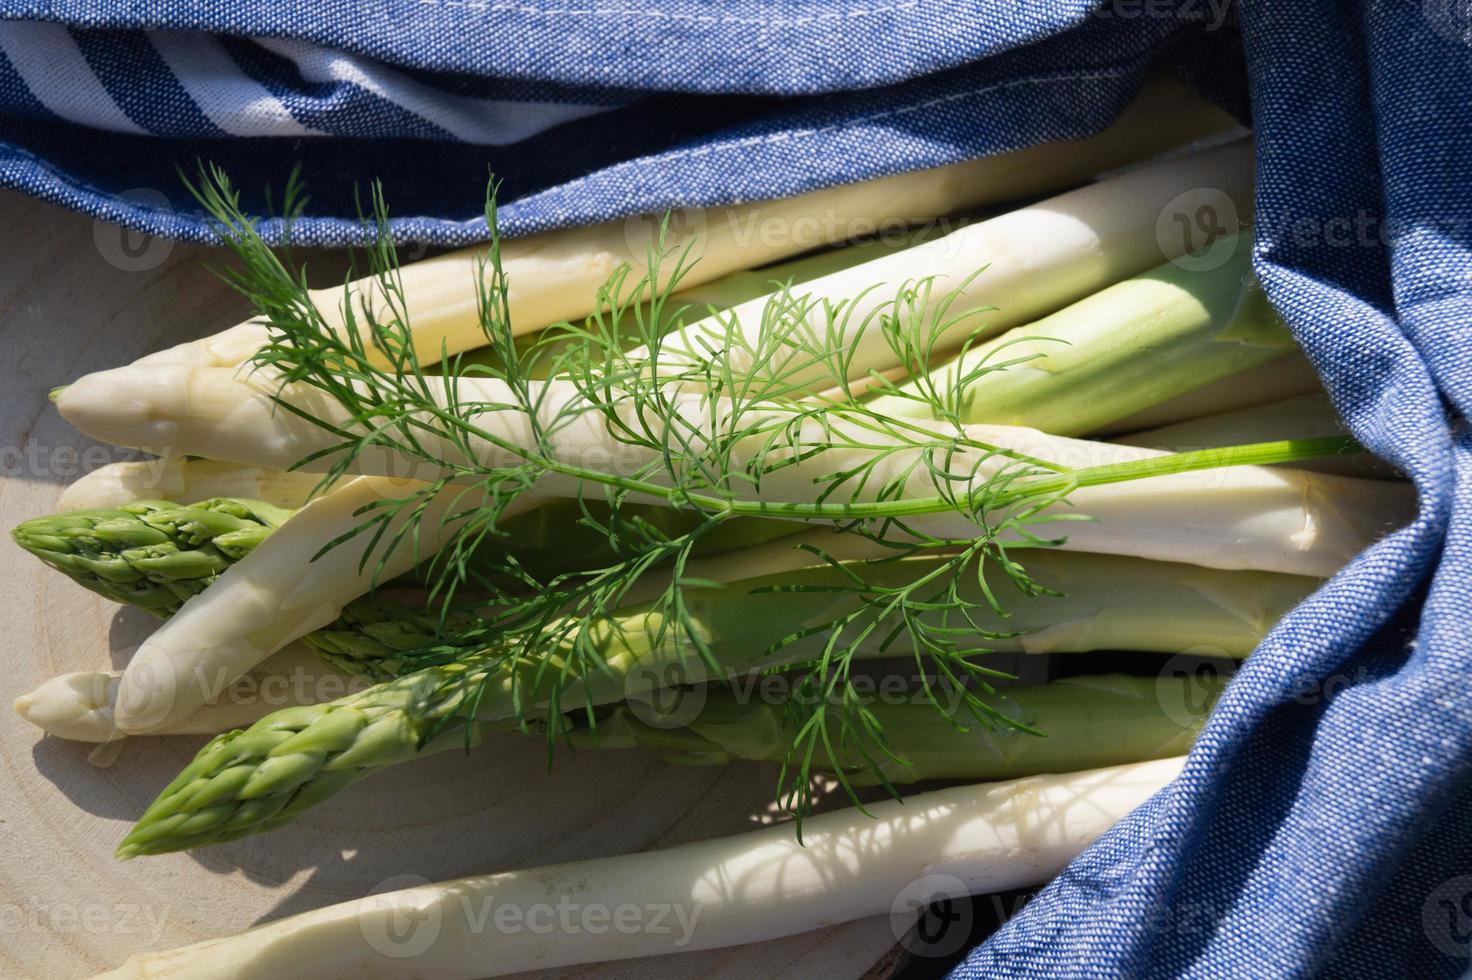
0,190,939,979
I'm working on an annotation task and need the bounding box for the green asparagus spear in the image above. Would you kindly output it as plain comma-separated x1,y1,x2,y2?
301,596,478,681
117,670,1221,857
117,645,542,856
587,672,1218,784
11,499,291,616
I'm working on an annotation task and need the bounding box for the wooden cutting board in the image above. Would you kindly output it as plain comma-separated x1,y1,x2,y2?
0,189,1050,979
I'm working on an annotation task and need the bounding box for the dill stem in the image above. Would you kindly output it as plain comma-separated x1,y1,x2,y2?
530,435,1361,523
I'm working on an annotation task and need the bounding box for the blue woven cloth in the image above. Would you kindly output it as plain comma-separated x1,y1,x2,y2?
3,2,1469,976
0,4,1237,244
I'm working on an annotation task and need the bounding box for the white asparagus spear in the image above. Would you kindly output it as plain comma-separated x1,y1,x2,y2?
11,645,357,743
57,458,324,511
628,139,1256,393
110,477,528,734
92,756,1183,980
53,369,1416,578
676,425,1411,579
128,79,1233,374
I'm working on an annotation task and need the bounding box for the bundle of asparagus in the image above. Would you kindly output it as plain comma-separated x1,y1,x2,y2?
8,116,1416,977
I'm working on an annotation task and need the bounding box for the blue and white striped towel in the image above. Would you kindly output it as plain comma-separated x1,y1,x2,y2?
0,8,1213,244
0,24,620,142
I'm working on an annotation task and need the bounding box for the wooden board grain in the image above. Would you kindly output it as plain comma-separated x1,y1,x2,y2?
0,189,999,980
